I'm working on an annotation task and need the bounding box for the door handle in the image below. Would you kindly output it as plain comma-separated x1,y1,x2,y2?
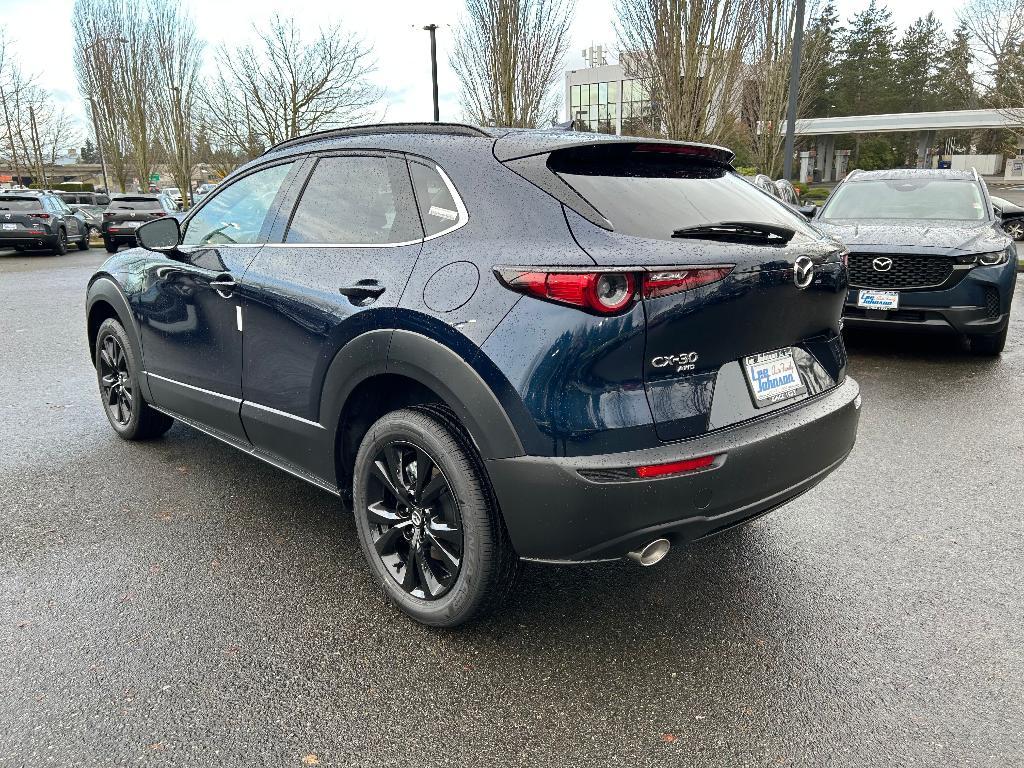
339,280,386,305
209,273,236,298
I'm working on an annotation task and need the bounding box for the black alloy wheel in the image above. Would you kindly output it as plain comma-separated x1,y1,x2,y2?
98,333,134,426
94,318,174,440
353,407,518,626
365,440,464,600
52,228,68,255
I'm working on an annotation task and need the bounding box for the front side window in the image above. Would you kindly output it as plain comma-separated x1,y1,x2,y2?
183,162,293,246
820,178,987,222
409,161,464,238
285,156,418,245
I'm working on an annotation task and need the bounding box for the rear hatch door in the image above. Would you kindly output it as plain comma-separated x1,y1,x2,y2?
548,144,849,441
0,195,51,234
105,196,166,234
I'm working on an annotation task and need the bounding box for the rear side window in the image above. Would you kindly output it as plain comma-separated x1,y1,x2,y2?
0,197,41,211
549,145,815,241
109,197,163,210
409,161,464,237
286,156,419,245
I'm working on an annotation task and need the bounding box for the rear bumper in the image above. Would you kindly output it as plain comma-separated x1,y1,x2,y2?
0,232,57,248
486,377,861,561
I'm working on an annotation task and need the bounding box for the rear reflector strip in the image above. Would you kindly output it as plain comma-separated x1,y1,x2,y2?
635,454,716,478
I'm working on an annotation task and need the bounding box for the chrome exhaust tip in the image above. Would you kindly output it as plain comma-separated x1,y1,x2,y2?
626,538,671,567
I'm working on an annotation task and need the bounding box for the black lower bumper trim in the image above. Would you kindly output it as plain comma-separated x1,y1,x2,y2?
486,378,860,560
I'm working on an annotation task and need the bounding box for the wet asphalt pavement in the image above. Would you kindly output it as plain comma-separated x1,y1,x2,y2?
1,248,1022,767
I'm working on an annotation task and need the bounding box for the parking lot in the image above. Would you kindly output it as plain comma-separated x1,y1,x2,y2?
1,245,1022,766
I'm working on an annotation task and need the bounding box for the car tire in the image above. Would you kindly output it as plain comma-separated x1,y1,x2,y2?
95,318,174,440
969,326,1008,356
77,231,90,251
352,406,518,627
52,228,68,256
104,238,118,254
1004,219,1024,241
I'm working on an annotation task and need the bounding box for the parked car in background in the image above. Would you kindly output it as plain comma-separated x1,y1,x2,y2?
85,123,860,626
193,182,216,202
100,193,176,253
0,190,90,254
161,187,183,211
750,173,781,198
58,191,110,237
989,195,1024,241
774,178,800,206
813,168,1016,355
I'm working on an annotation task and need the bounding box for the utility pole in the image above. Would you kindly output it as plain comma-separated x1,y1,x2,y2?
88,96,110,193
422,24,440,122
782,0,806,182
0,85,22,186
28,104,47,188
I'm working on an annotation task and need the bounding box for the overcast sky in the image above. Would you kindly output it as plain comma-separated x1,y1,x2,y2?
0,0,966,139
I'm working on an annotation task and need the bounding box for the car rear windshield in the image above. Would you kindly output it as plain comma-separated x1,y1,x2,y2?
821,179,987,221
0,197,42,211
109,197,162,210
548,145,815,240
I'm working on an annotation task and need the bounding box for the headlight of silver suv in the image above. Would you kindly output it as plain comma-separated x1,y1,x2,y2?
978,250,1009,266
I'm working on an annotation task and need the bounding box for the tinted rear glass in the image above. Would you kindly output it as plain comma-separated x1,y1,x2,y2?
821,178,986,221
0,197,42,211
550,147,815,240
109,197,162,210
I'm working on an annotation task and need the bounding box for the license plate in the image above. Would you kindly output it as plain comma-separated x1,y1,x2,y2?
857,290,899,310
2,223,16,230
743,348,807,408
122,221,141,228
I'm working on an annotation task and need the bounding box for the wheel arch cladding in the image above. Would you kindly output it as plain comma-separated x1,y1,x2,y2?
322,329,528,490
86,278,141,369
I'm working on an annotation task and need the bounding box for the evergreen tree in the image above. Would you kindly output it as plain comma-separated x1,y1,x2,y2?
935,22,978,110
896,13,947,113
79,137,98,164
833,1,898,116
803,2,840,118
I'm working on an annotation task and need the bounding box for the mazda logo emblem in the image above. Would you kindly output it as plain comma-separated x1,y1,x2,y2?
872,257,893,272
793,256,814,289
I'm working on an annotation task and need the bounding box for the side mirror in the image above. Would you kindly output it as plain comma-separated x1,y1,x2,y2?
798,203,818,220
993,205,1003,219
137,216,181,253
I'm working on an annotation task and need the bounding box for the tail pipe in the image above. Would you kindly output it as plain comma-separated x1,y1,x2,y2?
626,538,671,567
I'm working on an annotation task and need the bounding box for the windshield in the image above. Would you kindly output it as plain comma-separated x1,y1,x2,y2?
550,146,817,241
109,197,162,210
822,179,987,221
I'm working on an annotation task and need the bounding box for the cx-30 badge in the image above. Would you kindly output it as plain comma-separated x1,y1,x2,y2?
651,352,699,373
793,256,814,289
872,256,893,272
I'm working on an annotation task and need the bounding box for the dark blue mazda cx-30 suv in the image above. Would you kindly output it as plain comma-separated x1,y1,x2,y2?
85,123,861,626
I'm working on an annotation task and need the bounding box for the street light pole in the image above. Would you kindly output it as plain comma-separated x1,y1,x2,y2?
782,0,806,182
422,24,440,122
88,96,110,193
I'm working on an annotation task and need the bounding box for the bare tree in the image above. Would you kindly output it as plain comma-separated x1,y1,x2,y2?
745,0,829,175
151,0,203,206
202,14,381,162
72,0,144,191
451,0,575,128
959,0,1024,102
615,0,757,143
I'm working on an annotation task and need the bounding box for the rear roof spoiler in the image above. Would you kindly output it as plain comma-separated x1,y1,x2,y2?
493,133,735,164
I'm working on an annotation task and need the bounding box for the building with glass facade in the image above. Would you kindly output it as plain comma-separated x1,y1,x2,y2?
565,61,658,136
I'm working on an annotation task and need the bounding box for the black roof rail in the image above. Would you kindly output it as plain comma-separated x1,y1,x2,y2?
263,122,492,155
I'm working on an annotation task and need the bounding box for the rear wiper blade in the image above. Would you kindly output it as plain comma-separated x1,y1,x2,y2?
672,221,796,244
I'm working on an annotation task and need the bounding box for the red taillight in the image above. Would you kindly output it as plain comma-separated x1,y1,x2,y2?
499,270,636,315
152,212,165,217
641,267,733,299
103,212,114,219
635,454,717,479
31,212,50,219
